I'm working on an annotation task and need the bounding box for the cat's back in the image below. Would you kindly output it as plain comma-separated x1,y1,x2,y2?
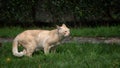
15,29,50,39
21,29,50,36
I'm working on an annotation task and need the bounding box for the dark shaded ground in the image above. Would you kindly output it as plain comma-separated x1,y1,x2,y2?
0,37,120,44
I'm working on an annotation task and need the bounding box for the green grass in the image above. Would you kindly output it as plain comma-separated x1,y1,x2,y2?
0,26,120,38
0,27,25,38
71,26,120,37
0,26,120,67
0,42,120,68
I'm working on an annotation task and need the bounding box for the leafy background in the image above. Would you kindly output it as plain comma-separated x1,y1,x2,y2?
0,0,119,27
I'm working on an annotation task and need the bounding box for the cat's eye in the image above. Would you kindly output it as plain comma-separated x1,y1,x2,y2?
65,31,67,32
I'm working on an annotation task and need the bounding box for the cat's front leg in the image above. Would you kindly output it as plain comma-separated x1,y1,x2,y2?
43,44,51,55
50,45,57,53
51,42,60,53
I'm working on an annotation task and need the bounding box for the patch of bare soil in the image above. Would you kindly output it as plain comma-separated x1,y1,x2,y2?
63,37,120,44
0,38,13,43
0,37,120,44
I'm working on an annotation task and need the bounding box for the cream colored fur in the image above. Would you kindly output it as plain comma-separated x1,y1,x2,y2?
12,24,70,57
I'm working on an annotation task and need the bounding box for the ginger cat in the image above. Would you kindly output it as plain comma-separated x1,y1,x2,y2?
12,24,70,57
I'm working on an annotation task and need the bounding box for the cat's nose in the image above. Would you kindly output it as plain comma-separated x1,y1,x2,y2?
66,32,70,37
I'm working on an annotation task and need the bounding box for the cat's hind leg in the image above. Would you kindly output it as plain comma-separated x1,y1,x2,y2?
24,42,36,57
25,46,36,57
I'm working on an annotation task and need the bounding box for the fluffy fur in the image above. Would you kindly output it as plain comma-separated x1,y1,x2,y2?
12,24,70,57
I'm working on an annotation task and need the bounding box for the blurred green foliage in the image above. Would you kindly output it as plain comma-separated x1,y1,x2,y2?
0,0,36,22
0,0,119,26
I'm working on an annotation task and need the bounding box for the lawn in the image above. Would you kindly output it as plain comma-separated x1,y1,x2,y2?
0,42,120,68
0,26,120,38
0,26,120,68
71,26,120,37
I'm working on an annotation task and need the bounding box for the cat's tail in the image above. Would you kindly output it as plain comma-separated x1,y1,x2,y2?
12,39,25,57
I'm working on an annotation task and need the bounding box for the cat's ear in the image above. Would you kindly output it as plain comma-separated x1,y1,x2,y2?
62,24,66,27
56,25,61,30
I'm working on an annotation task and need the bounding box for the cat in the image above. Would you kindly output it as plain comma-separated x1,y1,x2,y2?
12,24,70,57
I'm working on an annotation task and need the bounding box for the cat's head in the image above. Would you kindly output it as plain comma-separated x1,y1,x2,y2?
57,24,70,37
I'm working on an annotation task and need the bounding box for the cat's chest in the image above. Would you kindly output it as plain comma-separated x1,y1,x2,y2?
36,31,61,46
47,36,61,45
